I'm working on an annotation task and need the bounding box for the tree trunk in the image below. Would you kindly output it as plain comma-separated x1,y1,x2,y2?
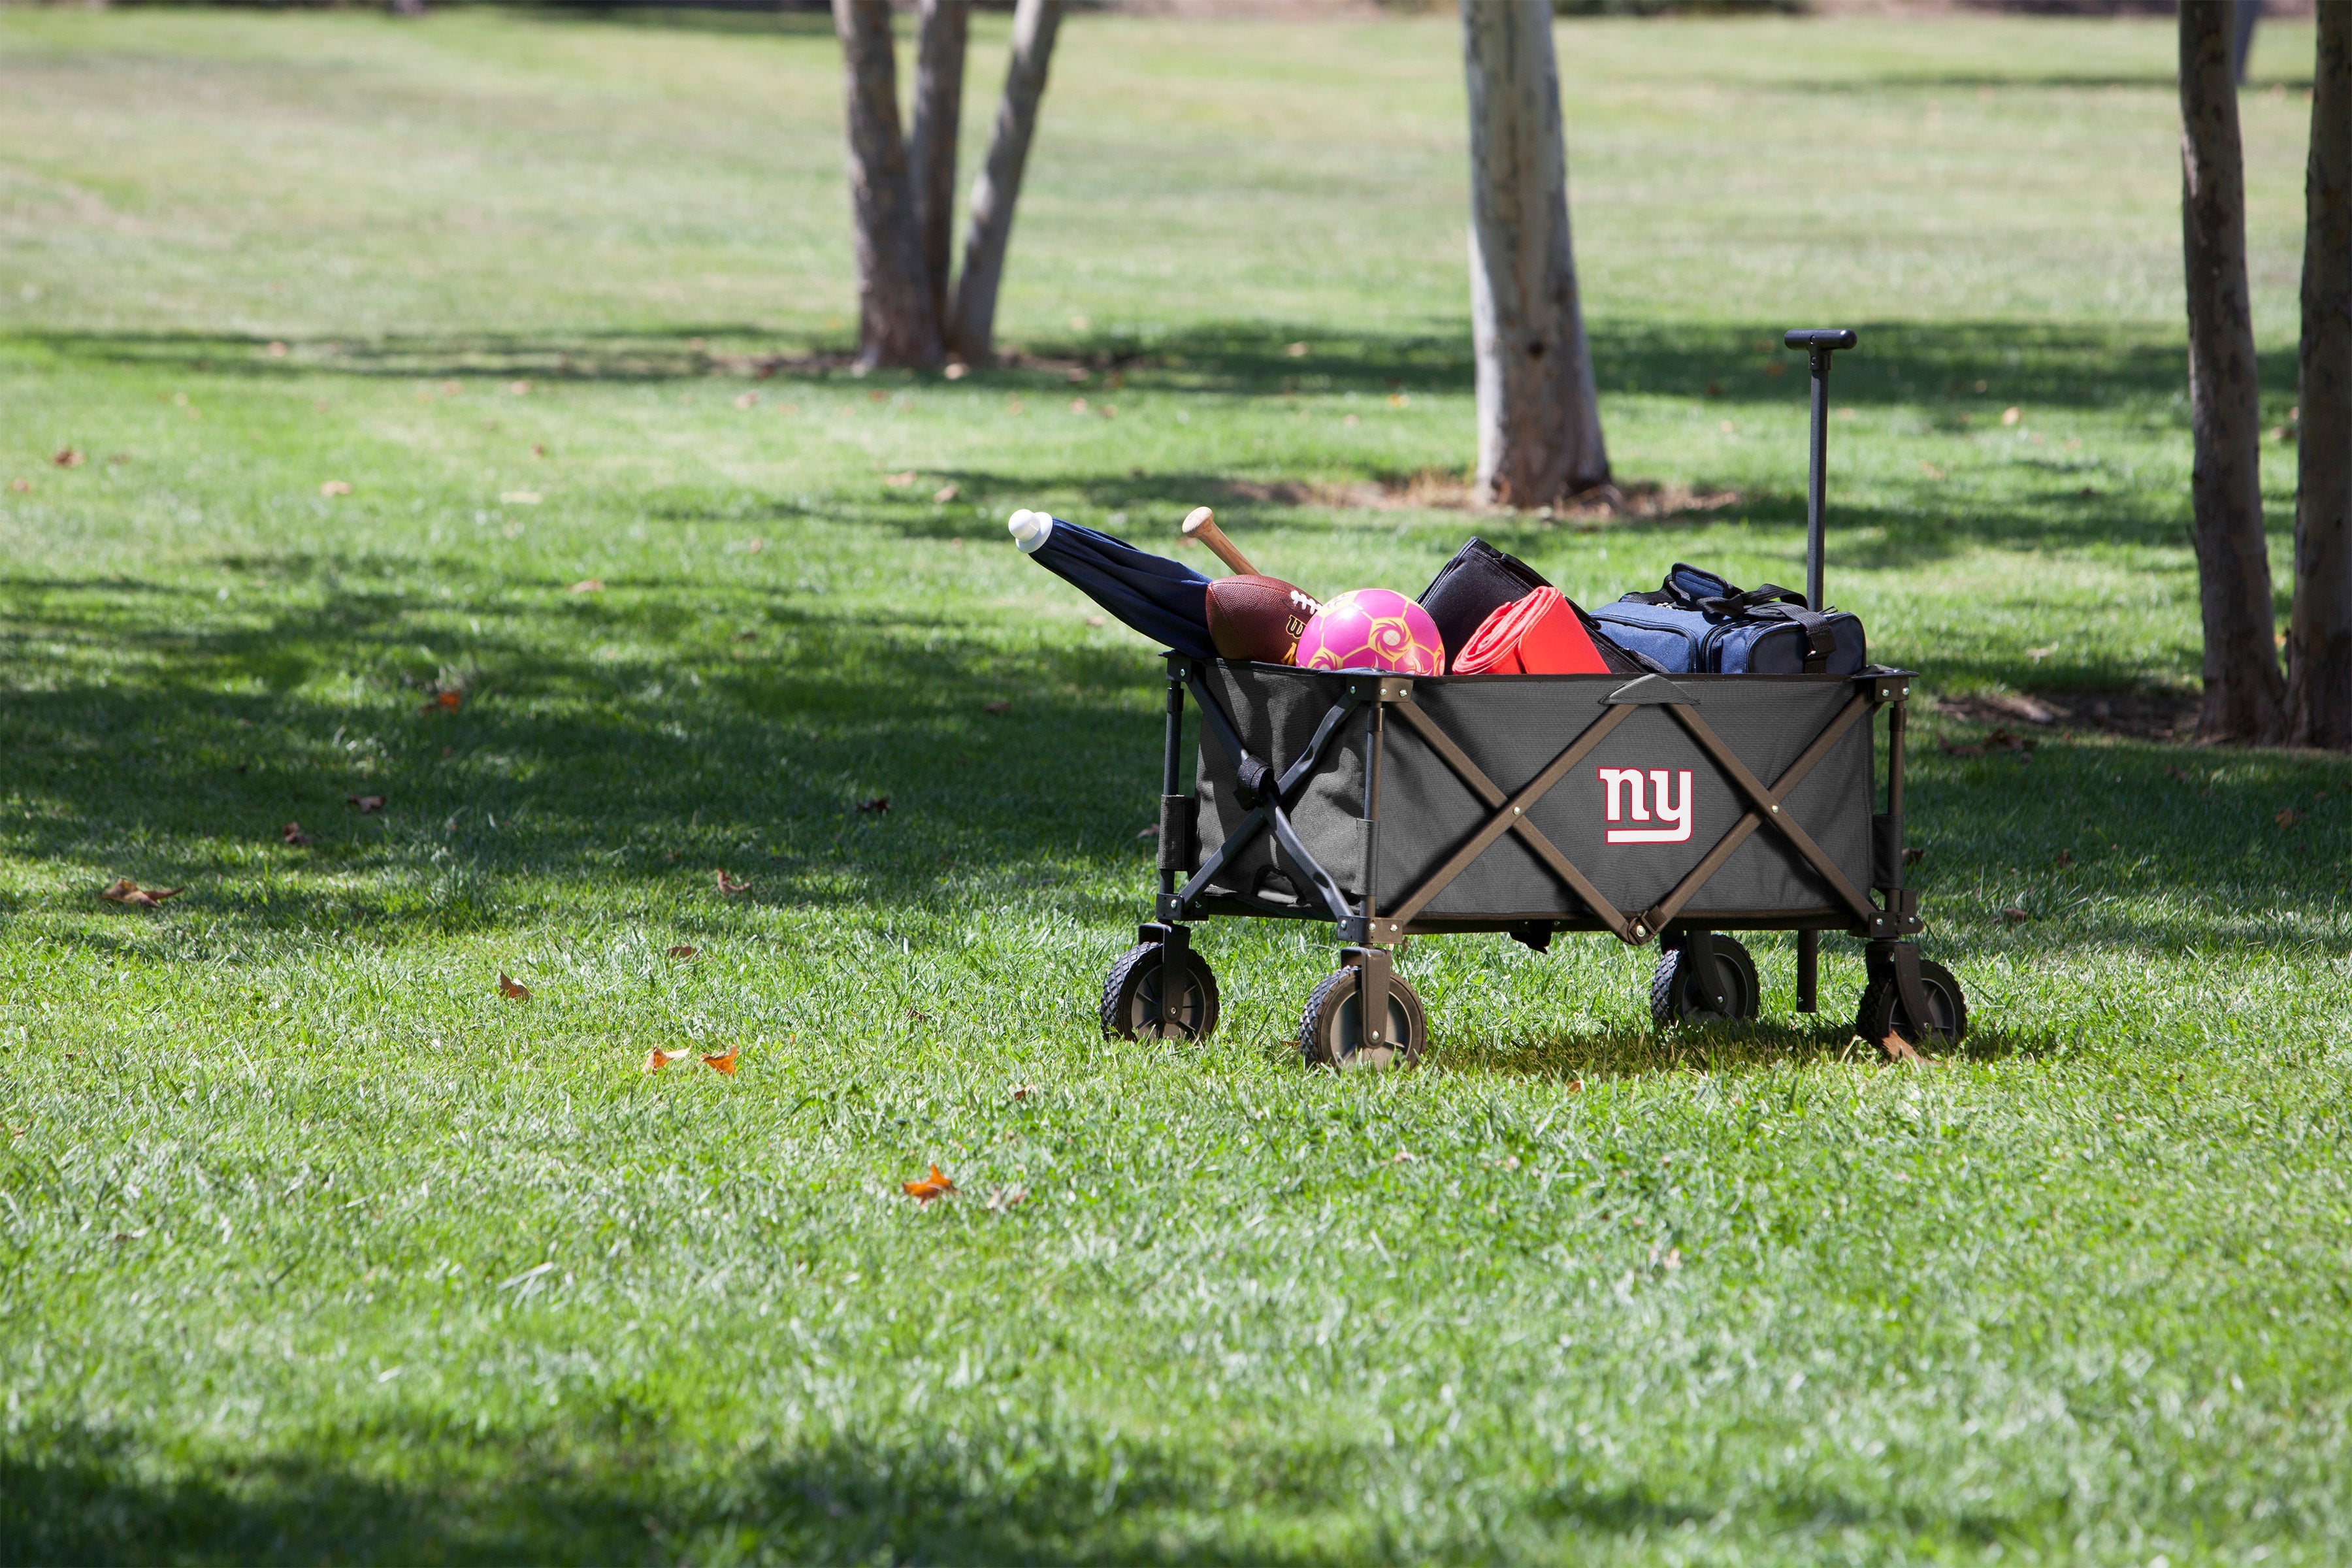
1460,0,1608,510
909,0,968,335
947,0,1063,365
2180,3,2285,742
2289,3,2352,747
834,0,940,369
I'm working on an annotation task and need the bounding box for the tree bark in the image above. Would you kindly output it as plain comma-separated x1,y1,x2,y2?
2180,3,2285,742
834,0,941,369
1460,0,1608,510
947,0,1063,365
2289,3,2352,747
909,0,968,335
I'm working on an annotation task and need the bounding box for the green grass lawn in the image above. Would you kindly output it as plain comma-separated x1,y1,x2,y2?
4,8,2351,1563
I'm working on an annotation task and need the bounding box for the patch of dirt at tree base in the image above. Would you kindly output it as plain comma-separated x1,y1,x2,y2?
1217,473,1743,523
1933,688,2200,743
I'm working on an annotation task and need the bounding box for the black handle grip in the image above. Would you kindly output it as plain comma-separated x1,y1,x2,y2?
1784,328,1857,353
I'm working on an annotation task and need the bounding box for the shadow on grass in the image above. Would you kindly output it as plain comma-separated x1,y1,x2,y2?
1,510,2345,957
0,1414,2042,1566
10,316,2285,412
0,564,1173,947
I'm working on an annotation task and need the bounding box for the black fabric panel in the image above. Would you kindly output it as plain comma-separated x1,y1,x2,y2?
1188,666,1875,922
1373,675,1871,919
1190,663,1371,898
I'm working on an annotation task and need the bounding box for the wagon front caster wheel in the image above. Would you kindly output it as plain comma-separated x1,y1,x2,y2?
1854,958,1968,1051
1650,936,1761,1026
1299,966,1426,1071
1100,943,1220,1043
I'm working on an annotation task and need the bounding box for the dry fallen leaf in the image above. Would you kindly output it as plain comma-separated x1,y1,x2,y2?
319,479,351,497
932,483,960,504
98,877,183,909
1135,826,1158,840
1901,846,1925,867
265,340,289,358
1068,398,1088,415
903,1164,957,1203
1919,461,1947,480
702,1047,740,1075
423,691,462,713
666,944,698,960
568,579,604,594
1285,341,1309,357
883,470,917,487
2055,849,2075,868
2002,406,2023,426
985,1185,1028,1212
733,392,759,410
1880,1031,1923,1064
346,794,385,813
8,479,28,493
280,822,312,845
746,538,764,554
715,870,751,896
54,448,85,468
1085,614,1106,627
943,362,968,381
983,699,1011,715
1392,1149,1418,1164
857,796,890,814
2001,907,2031,925
644,1047,692,1074
508,379,531,396
2277,806,2304,828
1009,1083,1036,1101
498,972,531,1000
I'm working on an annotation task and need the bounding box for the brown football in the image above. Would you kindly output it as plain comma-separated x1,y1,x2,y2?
1206,574,1320,664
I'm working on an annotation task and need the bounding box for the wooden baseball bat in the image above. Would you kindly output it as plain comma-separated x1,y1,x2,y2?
1181,506,1259,577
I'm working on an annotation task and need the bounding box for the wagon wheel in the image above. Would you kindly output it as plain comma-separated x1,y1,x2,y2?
1650,936,1761,1026
1299,966,1426,1071
1854,958,1968,1051
1100,943,1221,1043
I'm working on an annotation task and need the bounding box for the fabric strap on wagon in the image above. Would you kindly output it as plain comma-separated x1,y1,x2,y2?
1371,672,1878,946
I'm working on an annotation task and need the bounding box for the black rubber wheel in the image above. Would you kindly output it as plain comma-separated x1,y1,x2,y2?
1650,936,1761,1026
1854,958,1968,1051
1100,943,1220,1043
1298,965,1426,1071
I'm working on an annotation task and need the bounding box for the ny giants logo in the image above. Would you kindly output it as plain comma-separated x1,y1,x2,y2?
1595,767,1693,845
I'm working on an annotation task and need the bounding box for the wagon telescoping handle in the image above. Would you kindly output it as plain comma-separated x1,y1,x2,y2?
1784,328,1857,613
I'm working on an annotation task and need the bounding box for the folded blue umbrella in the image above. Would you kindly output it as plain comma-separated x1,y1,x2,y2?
1009,510,1216,660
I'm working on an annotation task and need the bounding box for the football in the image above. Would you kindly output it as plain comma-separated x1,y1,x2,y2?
1206,574,1319,664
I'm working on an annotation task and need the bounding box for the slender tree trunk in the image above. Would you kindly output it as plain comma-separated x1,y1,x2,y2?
909,0,968,335
947,0,1062,365
2181,3,2285,742
1460,0,1608,510
2290,3,2352,747
834,0,940,369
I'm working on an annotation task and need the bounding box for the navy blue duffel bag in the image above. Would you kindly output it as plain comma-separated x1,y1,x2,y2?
1590,563,1867,676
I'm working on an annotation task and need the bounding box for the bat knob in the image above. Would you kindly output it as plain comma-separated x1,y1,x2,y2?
1181,506,1215,537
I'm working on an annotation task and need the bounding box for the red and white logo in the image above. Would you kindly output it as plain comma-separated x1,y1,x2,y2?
1596,768,1693,844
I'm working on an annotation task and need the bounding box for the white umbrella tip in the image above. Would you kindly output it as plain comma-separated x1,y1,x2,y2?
1007,509,1053,553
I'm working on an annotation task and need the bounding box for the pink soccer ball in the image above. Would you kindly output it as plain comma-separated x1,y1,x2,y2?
1294,588,1446,676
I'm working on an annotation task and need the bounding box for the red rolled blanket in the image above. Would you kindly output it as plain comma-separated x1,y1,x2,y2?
1452,587,1614,676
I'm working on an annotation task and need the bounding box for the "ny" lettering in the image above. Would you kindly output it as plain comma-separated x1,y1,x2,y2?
1596,767,1693,844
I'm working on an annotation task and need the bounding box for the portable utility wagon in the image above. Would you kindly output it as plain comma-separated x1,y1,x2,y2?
1097,329,1970,1067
